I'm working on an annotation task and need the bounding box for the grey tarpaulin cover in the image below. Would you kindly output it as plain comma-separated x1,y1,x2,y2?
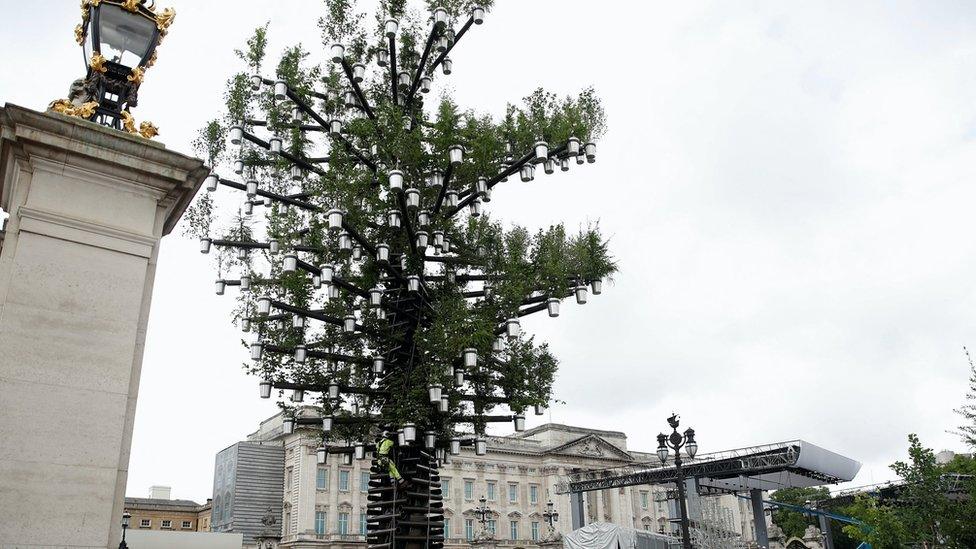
563,523,637,549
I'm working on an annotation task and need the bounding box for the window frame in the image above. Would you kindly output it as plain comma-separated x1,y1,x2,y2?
181,520,192,530
510,520,519,540
316,467,329,491
464,479,474,501
315,511,327,535
508,482,519,504
139,518,151,528
337,511,350,535
160,519,172,530
338,469,351,492
486,481,497,502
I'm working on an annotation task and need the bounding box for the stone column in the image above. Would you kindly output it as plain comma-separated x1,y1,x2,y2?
0,104,205,549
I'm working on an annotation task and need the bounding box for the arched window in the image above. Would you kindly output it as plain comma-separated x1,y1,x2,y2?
213,495,222,524
223,491,232,521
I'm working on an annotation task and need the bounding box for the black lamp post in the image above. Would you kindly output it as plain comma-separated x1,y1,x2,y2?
543,500,560,537
657,414,698,549
475,495,493,537
119,511,131,549
60,0,174,132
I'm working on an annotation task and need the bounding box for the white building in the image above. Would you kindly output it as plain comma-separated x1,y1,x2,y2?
221,412,760,548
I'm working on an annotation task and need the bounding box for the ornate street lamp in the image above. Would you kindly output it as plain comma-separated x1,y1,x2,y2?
657,414,699,549
474,495,494,539
51,0,175,137
543,500,560,539
118,511,131,549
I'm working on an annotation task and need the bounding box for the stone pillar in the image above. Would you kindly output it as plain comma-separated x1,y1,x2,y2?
750,489,769,549
0,104,205,549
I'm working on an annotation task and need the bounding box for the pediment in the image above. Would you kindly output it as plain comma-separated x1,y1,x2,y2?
547,434,633,461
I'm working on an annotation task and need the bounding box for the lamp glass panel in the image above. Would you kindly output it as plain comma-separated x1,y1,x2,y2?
98,5,156,68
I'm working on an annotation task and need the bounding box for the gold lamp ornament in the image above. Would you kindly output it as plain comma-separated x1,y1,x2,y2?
50,0,175,139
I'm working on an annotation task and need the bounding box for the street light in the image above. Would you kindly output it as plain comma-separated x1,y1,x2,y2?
119,511,131,549
657,414,698,549
53,0,174,135
475,495,493,538
543,500,560,537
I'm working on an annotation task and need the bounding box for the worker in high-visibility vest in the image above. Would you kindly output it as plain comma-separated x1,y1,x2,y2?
377,431,407,488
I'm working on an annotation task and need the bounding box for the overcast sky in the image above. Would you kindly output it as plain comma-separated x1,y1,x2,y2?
2,0,976,504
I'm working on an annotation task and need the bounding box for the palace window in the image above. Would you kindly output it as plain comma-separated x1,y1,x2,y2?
161,520,172,529
337,512,350,535
486,481,496,501
140,519,151,528
464,479,474,500
531,522,540,541
315,511,326,535
442,478,451,498
465,519,474,540
510,520,519,540
508,483,518,503
444,517,451,537
530,484,539,505
360,513,367,535
487,519,497,535
640,491,649,509
360,471,370,493
181,520,192,529
339,470,350,492
317,467,329,490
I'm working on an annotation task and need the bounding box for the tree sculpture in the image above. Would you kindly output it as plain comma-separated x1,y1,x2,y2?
186,2,615,548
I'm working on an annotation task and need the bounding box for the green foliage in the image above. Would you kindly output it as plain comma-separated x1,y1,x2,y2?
193,1,613,446
840,495,910,548
769,487,831,539
954,347,976,449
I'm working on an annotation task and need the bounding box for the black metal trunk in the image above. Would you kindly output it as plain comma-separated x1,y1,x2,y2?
366,445,445,549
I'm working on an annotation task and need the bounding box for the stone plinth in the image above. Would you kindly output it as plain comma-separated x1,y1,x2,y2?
0,104,205,548
469,537,498,549
537,537,564,549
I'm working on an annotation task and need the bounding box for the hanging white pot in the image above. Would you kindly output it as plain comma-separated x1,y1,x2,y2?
320,264,334,283
475,437,487,456
436,35,449,53
448,144,464,165
274,80,288,101
322,416,334,432
451,437,462,455
433,231,445,249
544,160,555,175
317,445,328,465
329,118,342,137
292,314,305,330
534,141,549,163
402,115,413,132
416,230,429,250
408,275,421,292
259,379,272,399
403,423,417,442
472,5,485,24
442,57,453,75
420,76,432,94
389,170,405,193
291,389,305,403
283,415,295,435
405,188,421,210
344,91,357,109
417,210,431,227
385,18,399,38
373,357,385,374
506,318,521,338
446,190,459,208
338,231,352,251
233,159,244,175
429,384,443,403
520,165,533,183
591,279,603,295
429,169,444,192
377,48,389,67
547,298,560,318
475,177,488,196
330,43,345,63
370,287,383,307
269,137,283,153
295,344,307,363
425,431,437,449
585,141,597,161
290,165,303,181
560,158,571,172
200,238,212,254
312,275,322,289
433,6,449,28
246,179,258,198
454,368,465,386
327,209,344,231
567,137,581,156
469,199,482,217
374,244,390,265
204,173,219,193
257,296,272,315
442,238,451,253
492,336,506,352
535,404,547,416
242,318,252,332
291,106,303,125
229,125,244,146
387,209,402,228
463,348,478,368
243,202,254,216
355,443,366,460
240,275,251,292
352,62,366,83
397,430,406,446
283,254,298,273
446,270,456,284
482,188,492,203
328,382,341,400
576,152,586,165
514,415,526,432
343,315,357,333
398,71,411,90
250,74,263,91
575,285,589,304
377,308,387,321
215,280,226,296
250,340,264,360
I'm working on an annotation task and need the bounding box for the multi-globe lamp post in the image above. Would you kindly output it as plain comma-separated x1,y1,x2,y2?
657,415,699,549
543,500,560,538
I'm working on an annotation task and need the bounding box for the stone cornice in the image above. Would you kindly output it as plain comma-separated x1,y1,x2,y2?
0,104,206,236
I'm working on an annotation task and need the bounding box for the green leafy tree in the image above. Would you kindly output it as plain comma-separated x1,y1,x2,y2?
769,487,831,539
841,495,910,549
954,347,976,449
184,3,612,548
